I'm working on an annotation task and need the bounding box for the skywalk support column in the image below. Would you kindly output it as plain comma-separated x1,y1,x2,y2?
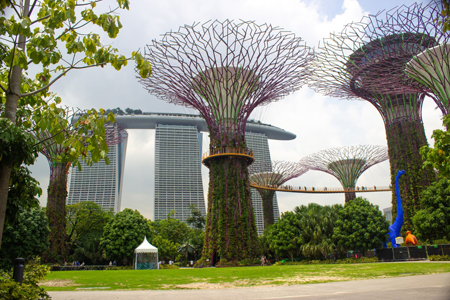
139,20,313,265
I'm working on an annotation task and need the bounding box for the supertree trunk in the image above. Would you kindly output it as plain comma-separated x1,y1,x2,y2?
44,161,70,263
256,189,276,229
203,155,259,265
385,119,434,231
344,191,356,203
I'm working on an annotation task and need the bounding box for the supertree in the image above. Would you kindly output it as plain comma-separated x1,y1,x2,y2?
139,20,313,264
35,108,127,262
249,161,308,229
399,2,450,117
300,145,388,203
345,2,450,117
308,3,437,230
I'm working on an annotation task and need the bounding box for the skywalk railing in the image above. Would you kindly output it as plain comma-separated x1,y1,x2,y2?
249,183,392,193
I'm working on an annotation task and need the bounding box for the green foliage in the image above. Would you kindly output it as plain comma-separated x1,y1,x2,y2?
0,118,37,166
0,258,50,300
0,208,49,270
5,166,42,226
294,203,342,259
333,197,389,253
66,201,113,264
412,178,450,242
429,255,450,261
264,211,301,262
186,204,206,230
152,217,190,245
100,209,150,265
421,115,450,179
159,264,180,269
0,0,150,86
152,235,179,262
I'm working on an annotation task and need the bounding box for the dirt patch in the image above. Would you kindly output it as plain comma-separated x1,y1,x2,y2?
39,279,81,287
169,276,349,289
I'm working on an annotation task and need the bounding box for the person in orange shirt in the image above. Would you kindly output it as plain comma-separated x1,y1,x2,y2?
404,231,419,246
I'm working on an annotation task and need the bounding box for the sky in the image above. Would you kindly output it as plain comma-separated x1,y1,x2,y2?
28,0,443,220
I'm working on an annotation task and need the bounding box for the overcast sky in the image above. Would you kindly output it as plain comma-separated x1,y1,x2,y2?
28,0,443,220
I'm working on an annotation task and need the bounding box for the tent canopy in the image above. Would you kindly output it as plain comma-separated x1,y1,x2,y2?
135,237,158,253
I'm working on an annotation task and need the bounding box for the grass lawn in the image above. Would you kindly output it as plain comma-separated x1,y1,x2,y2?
41,262,450,291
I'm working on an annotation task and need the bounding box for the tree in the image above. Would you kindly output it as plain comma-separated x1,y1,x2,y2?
186,204,205,230
265,211,301,262
152,215,191,246
0,207,49,270
412,178,450,242
421,115,450,179
152,236,178,262
5,166,41,226
100,208,150,265
0,0,151,248
66,201,112,263
333,198,389,255
294,203,342,259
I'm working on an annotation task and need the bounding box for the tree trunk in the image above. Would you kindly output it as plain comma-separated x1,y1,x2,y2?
202,155,259,265
44,161,70,263
0,164,12,248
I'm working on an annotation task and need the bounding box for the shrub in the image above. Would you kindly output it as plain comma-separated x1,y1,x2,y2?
159,264,180,269
0,259,50,300
428,255,450,261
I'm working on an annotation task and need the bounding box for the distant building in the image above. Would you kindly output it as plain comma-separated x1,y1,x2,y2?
67,137,127,213
67,112,294,231
154,124,205,223
383,207,392,223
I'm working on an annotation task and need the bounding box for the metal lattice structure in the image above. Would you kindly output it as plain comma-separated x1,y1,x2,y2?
140,20,313,147
300,145,388,202
308,3,437,229
249,161,308,228
362,1,450,116
139,20,313,264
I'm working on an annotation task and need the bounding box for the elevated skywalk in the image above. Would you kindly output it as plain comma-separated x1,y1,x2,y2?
249,183,391,193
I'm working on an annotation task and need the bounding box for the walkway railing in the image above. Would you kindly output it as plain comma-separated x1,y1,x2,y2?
249,183,392,193
202,147,255,166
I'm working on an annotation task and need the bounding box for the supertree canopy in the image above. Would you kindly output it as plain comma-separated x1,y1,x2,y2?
308,3,437,230
351,1,450,116
139,20,313,265
399,1,450,116
300,145,388,202
249,161,308,229
36,109,127,263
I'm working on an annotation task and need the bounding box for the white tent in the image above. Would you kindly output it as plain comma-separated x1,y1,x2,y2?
134,237,159,270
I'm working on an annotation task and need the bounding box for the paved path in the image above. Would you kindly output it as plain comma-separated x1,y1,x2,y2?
48,273,450,300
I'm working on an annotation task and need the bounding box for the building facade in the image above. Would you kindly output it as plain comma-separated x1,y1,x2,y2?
67,137,127,212
154,124,206,222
